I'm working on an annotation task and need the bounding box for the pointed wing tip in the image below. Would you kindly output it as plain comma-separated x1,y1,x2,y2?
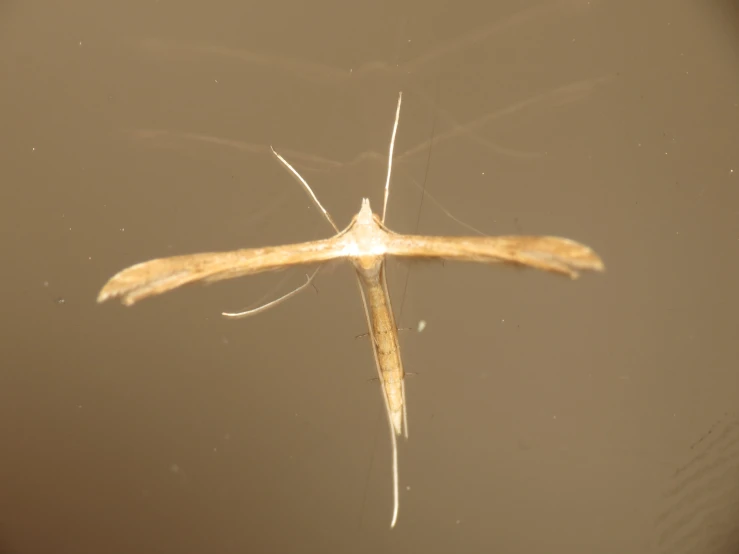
97,264,140,305
569,259,605,279
96,290,126,306
583,252,606,273
97,281,139,306
578,259,605,274
96,285,115,304
97,259,177,307
567,241,605,276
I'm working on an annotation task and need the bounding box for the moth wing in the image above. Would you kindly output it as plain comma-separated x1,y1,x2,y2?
384,234,604,278
98,237,346,306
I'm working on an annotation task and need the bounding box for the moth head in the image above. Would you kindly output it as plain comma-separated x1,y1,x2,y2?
357,198,374,225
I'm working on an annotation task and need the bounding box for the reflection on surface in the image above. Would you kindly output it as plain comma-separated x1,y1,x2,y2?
131,75,613,173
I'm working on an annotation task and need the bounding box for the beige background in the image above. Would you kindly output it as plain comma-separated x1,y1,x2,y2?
2,1,739,552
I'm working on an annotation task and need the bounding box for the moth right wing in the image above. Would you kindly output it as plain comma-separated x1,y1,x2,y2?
98,237,347,306
384,234,604,278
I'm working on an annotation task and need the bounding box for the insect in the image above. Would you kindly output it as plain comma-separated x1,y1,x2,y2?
98,92,604,527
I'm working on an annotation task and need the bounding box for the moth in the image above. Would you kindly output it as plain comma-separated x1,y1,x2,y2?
98,92,604,527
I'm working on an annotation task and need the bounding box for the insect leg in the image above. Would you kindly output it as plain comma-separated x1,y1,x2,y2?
222,267,320,319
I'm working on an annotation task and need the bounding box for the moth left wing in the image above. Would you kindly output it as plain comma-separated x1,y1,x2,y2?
384,234,604,278
98,237,346,306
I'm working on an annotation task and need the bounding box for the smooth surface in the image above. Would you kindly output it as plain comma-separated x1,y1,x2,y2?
2,1,739,552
